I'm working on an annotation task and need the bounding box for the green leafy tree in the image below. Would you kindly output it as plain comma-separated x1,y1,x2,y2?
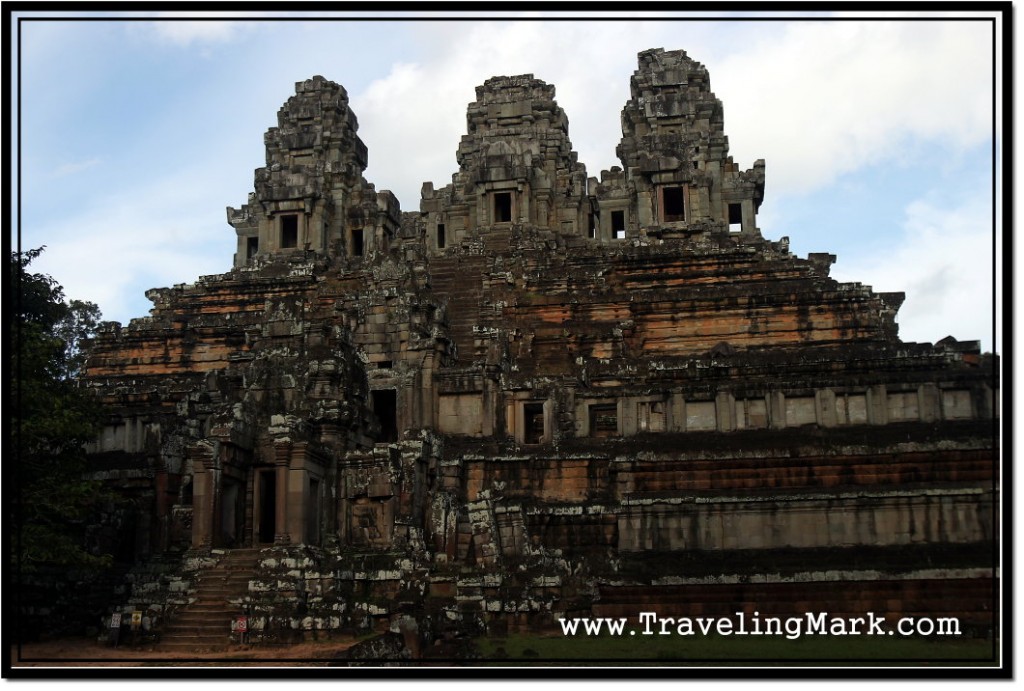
12,247,110,572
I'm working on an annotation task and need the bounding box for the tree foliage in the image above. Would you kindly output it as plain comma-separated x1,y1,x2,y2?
12,247,110,572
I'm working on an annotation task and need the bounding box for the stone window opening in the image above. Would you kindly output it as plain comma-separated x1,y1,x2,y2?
377,360,393,370
351,227,364,257
589,403,618,438
588,213,597,239
437,223,446,249
612,210,626,239
280,214,299,249
246,236,259,260
662,187,686,223
523,402,545,445
372,389,398,443
494,192,513,224
728,203,743,233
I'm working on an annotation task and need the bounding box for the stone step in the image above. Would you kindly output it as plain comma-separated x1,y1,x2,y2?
192,592,248,601
195,582,252,591
193,591,248,599
199,565,256,577
152,547,262,654
194,583,252,591
198,573,256,582
167,614,236,626
157,638,232,646
164,616,239,627
188,602,242,611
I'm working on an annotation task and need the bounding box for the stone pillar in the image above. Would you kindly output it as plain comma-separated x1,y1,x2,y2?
478,190,488,228
919,383,940,423
741,198,757,235
481,372,495,437
715,391,735,432
867,384,888,425
154,468,169,553
192,466,213,549
535,191,549,228
618,397,634,436
287,466,306,544
188,442,217,550
696,184,711,222
817,389,838,428
518,184,530,224
769,392,786,429
636,185,652,227
670,393,686,432
979,382,996,419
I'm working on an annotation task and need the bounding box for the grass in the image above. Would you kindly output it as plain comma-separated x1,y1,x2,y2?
474,630,999,667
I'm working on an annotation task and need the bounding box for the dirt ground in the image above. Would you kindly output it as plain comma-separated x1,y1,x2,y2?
10,635,362,668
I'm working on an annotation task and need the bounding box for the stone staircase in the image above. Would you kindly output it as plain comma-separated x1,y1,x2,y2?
158,548,261,652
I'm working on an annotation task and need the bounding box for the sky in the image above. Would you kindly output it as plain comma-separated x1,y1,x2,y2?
11,10,1002,353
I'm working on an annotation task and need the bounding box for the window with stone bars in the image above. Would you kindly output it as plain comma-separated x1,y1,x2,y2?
589,403,618,437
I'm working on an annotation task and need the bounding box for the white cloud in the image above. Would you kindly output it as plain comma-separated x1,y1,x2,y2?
152,21,237,45
711,21,993,197
52,157,101,178
28,168,237,326
831,195,996,352
354,20,699,209
351,20,992,213
150,13,261,46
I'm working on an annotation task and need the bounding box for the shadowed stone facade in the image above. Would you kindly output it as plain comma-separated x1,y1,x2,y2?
82,48,997,647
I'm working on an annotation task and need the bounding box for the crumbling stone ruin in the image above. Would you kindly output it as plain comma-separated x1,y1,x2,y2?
81,48,997,652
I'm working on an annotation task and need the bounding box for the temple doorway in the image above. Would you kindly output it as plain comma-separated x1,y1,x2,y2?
258,469,276,544
219,477,244,547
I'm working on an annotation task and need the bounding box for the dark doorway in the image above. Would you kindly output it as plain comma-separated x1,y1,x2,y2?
220,477,243,548
494,192,513,223
663,187,685,223
437,223,446,249
351,227,364,256
280,215,298,249
728,203,743,232
612,210,626,239
524,402,545,444
246,236,259,260
372,389,398,443
258,470,276,544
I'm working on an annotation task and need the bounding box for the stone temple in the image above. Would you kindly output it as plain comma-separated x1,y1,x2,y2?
82,48,998,650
